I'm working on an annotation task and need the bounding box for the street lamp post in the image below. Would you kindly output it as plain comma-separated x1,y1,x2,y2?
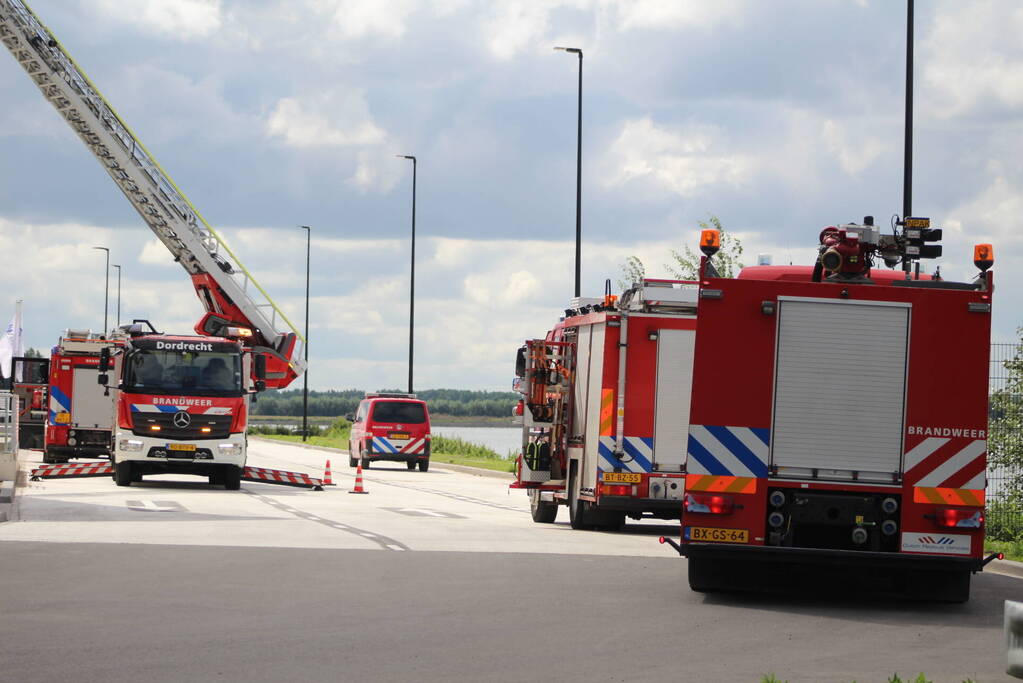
396,154,416,395
300,225,311,441
91,246,109,335
554,45,583,298
112,264,121,327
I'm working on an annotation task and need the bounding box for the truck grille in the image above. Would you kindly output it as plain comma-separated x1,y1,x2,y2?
131,413,232,440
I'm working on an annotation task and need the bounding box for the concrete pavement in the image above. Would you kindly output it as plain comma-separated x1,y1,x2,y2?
1,437,1021,682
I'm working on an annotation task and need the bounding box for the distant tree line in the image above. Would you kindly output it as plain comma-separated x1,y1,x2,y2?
251,388,518,418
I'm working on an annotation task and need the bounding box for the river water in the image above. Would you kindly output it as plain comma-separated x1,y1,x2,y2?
431,426,521,458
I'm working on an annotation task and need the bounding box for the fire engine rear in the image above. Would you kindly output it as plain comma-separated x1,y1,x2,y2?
511,280,696,529
664,217,999,602
44,330,123,463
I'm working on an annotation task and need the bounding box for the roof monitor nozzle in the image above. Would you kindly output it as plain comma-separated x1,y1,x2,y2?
863,215,874,226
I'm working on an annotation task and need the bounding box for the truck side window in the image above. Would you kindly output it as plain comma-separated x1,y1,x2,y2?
355,403,367,422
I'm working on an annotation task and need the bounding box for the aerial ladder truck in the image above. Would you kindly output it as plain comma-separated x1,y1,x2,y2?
0,1,307,487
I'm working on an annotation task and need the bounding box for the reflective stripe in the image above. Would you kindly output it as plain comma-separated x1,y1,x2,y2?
685,474,756,494
913,486,985,507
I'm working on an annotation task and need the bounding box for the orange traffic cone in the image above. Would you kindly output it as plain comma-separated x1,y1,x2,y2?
349,463,368,494
323,459,335,486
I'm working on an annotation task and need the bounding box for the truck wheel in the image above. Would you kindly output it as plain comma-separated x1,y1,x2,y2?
131,470,143,483
568,471,590,530
418,460,429,472
222,465,242,491
687,558,718,592
361,455,371,469
114,461,133,487
406,461,417,471
529,489,557,523
43,448,67,464
348,443,358,468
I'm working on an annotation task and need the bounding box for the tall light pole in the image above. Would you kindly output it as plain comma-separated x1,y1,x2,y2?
555,45,583,298
299,225,311,441
91,246,109,335
111,264,121,327
396,154,416,394
902,0,914,222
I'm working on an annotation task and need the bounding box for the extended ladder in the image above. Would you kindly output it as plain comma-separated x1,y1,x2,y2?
0,0,305,378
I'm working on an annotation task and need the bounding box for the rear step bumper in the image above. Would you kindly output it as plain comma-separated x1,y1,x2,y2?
680,542,986,572
598,495,682,514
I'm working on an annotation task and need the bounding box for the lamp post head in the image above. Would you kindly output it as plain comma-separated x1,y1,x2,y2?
554,46,582,55
397,154,416,162
92,246,108,253
299,225,311,231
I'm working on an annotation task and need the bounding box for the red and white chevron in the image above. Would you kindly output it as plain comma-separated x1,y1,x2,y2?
904,436,986,489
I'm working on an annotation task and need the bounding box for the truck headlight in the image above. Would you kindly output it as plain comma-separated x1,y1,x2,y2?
218,443,243,456
119,439,144,452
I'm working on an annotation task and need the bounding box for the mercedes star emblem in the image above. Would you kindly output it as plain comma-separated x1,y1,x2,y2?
173,411,192,428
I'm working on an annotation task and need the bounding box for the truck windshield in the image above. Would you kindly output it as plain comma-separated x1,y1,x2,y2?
123,349,242,397
372,401,426,424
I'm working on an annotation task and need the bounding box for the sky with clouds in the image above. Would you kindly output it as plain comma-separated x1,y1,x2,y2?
1,0,1021,391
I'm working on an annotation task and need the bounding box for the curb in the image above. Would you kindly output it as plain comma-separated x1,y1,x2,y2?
988,558,1023,580
249,436,515,479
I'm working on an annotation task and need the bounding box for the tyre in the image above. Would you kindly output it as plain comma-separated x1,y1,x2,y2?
568,469,590,530
407,461,417,471
418,459,429,472
348,442,358,468
43,448,67,464
131,470,143,483
361,455,371,469
529,489,558,523
114,461,133,487
222,465,242,491
687,557,719,592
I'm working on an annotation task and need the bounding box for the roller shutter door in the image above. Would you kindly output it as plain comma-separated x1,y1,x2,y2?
771,298,909,481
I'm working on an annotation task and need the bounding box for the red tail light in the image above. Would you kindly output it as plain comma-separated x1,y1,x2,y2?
514,400,524,416
684,492,733,515
934,507,984,528
599,484,632,497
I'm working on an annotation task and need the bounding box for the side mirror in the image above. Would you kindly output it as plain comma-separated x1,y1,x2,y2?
515,346,526,378
97,373,108,386
254,379,266,393
254,354,267,380
344,413,355,422
99,347,110,372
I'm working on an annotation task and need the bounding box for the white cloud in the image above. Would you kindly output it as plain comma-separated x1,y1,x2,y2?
309,0,416,40
139,239,177,266
266,94,387,148
821,119,885,176
484,2,553,60
347,148,406,194
90,0,222,40
603,117,750,197
604,0,742,31
921,1,1023,117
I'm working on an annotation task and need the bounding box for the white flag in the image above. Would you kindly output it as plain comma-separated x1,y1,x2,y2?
0,305,23,381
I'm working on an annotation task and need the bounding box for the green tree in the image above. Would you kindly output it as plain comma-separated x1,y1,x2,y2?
617,215,744,288
990,332,1023,500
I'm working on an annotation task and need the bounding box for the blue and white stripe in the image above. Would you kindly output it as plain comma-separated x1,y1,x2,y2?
597,436,654,474
687,425,769,477
371,436,426,455
48,385,71,425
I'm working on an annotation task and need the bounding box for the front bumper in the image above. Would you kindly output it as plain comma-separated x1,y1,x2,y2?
680,542,985,572
113,431,246,469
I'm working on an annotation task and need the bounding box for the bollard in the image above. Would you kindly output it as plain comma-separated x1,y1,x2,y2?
1008,600,1023,679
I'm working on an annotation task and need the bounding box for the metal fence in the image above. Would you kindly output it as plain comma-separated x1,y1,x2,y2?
989,343,1022,541
0,391,17,482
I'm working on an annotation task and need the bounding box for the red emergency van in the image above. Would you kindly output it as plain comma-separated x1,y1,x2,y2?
348,393,431,471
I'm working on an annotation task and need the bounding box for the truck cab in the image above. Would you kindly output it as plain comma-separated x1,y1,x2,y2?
106,331,258,489
348,393,431,472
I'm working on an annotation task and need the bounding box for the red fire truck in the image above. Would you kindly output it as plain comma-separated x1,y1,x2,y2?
510,281,696,529
43,330,123,463
0,355,50,450
1,1,308,487
662,218,998,601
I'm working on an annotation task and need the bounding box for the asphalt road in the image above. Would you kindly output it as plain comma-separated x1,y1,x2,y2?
0,439,1020,682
